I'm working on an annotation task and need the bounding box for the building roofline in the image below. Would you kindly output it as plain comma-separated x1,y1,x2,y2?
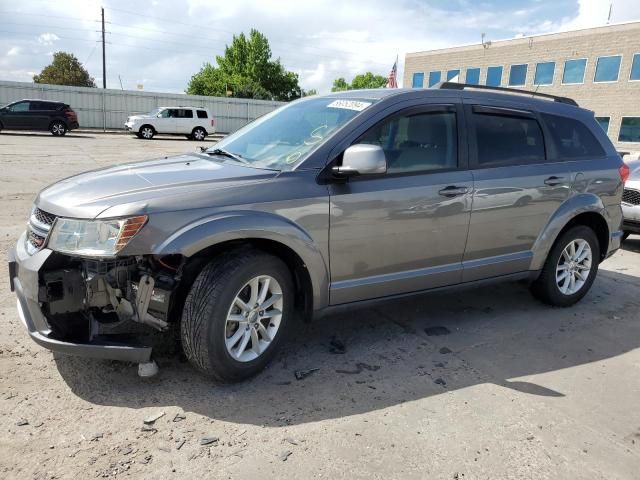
406,19,640,58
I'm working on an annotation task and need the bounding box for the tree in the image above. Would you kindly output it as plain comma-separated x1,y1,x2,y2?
33,52,96,87
331,78,349,92
331,72,387,92
187,29,301,101
302,88,317,96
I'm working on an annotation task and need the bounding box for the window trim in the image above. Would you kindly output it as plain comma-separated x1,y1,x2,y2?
485,65,503,87
629,52,640,82
533,61,556,86
618,116,640,143
508,63,528,87
465,67,481,85
346,104,465,179
593,54,623,84
467,104,549,169
561,58,588,85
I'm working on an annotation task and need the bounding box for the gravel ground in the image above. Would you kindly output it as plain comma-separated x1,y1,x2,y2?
1,131,639,480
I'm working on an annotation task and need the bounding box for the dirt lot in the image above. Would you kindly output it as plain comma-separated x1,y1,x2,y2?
1,131,639,480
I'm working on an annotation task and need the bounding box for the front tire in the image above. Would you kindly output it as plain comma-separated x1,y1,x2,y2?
50,121,66,136
139,125,155,140
530,225,600,307
181,250,294,382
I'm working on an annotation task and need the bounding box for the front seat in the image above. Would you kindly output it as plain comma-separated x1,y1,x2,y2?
391,114,454,172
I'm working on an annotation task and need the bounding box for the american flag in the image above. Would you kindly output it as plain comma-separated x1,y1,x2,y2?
386,57,398,88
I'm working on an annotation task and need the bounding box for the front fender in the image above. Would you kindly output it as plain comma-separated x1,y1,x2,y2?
154,211,330,310
530,193,606,270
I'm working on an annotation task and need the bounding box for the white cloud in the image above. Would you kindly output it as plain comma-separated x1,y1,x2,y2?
7,46,21,56
37,33,60,46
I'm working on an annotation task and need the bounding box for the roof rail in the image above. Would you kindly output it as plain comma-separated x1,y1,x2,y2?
435,81,579,107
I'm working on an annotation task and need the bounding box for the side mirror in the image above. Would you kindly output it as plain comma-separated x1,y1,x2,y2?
333,144,387,177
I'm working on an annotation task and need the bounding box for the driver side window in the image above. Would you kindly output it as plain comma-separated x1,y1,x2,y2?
158,109,171,118
10,101,29,112
357,109,458,174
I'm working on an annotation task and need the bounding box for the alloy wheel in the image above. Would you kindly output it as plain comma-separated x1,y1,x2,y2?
194,129,205,140
141,127,153,139
556,238,592,295
224,275,283,362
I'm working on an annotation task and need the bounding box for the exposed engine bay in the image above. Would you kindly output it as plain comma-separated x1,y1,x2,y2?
38,253,183,344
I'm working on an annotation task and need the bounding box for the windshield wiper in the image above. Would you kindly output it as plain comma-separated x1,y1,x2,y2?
206,148,251,165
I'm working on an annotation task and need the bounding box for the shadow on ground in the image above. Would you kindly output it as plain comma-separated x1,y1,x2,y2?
54,269,640,427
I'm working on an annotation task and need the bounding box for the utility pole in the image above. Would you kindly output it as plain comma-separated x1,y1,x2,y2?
101,7,106,89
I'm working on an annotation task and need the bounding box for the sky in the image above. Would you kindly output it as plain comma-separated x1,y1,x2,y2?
0,0,638,94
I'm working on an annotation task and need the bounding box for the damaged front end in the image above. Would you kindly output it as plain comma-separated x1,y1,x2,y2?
9,207,185,371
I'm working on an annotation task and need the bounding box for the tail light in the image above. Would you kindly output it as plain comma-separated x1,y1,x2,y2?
211,119,215,127
619,162,630,184
63,106,77,119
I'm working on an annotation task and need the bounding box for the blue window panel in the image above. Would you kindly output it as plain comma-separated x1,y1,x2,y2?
631,54,640,80
428,71,442,87
508,64,528,86
619,118,640,143
447,69,461,81
595,117,610,133
562,58,587,84
486,66,503,86
534,61,555,85
466,68,480,85
412,72,424,88
594,55,621,82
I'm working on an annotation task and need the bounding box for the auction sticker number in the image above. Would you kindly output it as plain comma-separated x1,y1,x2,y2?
327,100,372,111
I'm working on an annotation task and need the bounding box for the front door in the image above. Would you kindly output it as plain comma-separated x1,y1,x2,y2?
328,103,473,304
3,101,31,129
155,108,177,133
462,102,573,281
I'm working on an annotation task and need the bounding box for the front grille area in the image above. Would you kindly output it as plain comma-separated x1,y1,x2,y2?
623,188,640,206
33,207,56,226
27,207,57,253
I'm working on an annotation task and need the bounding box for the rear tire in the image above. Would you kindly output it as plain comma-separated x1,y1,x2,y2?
181,250,294,382
530,225,600,307
50,121,66,136
139,125,155,140
192,127,206,141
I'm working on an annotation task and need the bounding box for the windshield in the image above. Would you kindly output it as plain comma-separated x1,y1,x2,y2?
147,108,162,117
207,97,377,170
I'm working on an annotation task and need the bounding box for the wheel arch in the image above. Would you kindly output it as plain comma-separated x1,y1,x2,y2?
153,211,329,316
138,123,156,133
192,126,208,135
531,193,610,270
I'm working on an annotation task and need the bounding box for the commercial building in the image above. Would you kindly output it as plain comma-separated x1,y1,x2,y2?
404,21,640,152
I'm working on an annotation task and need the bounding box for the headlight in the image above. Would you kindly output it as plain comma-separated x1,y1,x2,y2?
47,215,147,257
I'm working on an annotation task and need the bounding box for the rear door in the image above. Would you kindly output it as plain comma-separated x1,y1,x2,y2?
174,108,194,134
3,101,31,129
28,101,53,130
462,101,573,281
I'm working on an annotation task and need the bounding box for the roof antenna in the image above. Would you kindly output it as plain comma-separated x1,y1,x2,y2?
607,2,613,24
481,33,491,49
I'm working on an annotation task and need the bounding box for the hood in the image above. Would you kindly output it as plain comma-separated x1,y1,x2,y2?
36,153,279,219
127,114,152,121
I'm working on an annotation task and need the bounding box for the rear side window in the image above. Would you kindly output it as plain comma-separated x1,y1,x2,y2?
197,110,208,119
176,109,193,118
542,113,606,159
473,111,545,166
29,101,43,111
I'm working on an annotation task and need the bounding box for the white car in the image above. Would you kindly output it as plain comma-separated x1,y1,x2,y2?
124,106,215,140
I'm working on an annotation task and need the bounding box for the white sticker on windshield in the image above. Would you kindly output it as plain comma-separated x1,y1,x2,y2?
327,100,372,111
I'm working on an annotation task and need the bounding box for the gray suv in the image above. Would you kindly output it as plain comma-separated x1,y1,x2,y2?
8,83,627,382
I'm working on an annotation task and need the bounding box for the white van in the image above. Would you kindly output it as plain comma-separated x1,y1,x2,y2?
125,106,215,140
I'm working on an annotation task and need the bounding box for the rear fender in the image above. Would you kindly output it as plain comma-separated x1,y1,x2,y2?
530,193,606,270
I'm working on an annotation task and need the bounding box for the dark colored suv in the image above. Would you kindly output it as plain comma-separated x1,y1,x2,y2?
0,99,79,136
8,83,627,382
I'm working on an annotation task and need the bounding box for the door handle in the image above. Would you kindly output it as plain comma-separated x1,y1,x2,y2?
544,176,564,186
438,186,469,197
